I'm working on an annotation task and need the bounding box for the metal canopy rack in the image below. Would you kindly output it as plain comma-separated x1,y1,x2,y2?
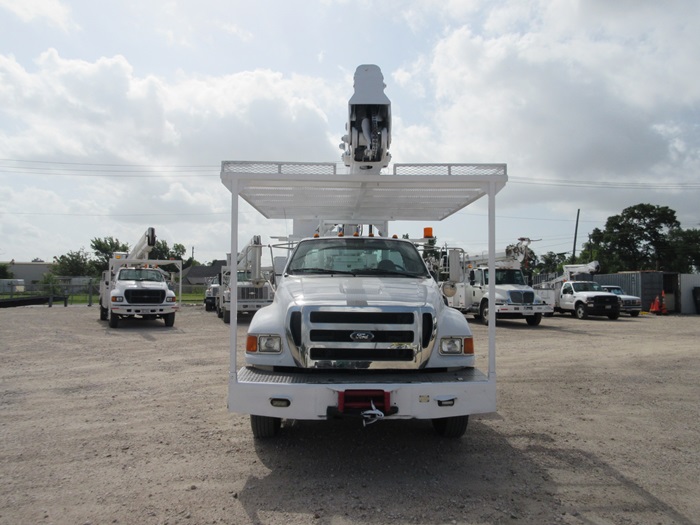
220,161,507,223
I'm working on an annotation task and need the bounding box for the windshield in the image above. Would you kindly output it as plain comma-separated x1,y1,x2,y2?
118,268,165,282
572,282,603,292
605,287,622,295
286,238,430,277
482,269,526,285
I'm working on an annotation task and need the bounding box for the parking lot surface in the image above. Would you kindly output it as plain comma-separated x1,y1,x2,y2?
1,306,698,524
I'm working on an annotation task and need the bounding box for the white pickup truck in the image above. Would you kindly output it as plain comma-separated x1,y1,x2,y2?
535,280,621,319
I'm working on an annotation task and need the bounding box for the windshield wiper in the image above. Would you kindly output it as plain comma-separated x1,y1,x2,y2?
288,268,357,276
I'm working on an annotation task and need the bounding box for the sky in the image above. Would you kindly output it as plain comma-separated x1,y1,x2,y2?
1,0,699,266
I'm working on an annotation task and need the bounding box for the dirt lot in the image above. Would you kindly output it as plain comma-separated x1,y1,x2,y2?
1,306,698,525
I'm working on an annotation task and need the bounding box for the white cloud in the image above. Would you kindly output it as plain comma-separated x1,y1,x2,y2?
0,0,79,32
1,0,699,262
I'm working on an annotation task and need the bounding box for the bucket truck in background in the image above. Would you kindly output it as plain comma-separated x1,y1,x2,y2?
220,64,508,439
220,237,274,323
99,227,181,328
442,238,552,326
533,262,621,320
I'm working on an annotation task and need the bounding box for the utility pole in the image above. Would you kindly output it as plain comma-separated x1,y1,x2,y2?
572,209,580,260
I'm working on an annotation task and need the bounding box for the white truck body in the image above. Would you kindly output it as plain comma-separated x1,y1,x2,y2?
221,160,506,436
443,246,552,325
533,262,621,320
220,65,507,438
98,228,181,328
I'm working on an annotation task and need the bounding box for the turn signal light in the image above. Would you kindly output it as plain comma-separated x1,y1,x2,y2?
246,335,258,352
463,337,474,355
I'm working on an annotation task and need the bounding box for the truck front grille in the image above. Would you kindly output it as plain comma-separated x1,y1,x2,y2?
125,289,165,304
237,286,270,300
509,291,535,304
594,296,618,306
288,307,435,370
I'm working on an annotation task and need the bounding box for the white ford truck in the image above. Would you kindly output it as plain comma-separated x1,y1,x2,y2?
534,262,620,320
443,241,552,326
98,227,181,328
220,65,508,439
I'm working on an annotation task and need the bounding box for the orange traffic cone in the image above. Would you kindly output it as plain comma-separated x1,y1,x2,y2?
660,290,668,315
649,296,660,314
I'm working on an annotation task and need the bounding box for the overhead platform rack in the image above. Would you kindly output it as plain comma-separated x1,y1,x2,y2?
220,161,507,223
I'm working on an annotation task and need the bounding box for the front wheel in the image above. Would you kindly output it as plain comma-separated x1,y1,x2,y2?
250,415,281,438
163,313,175,327
223,309,231,324
526,313,542,326
479,302,489,326
99,303,108,321
575,303,588,319
109,311,119,328
432,416,469,438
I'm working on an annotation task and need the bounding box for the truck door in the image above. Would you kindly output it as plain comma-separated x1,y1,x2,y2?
560,282,575,310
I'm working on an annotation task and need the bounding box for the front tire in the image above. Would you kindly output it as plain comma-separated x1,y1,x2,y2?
163,313,175,327
223,309,231,324
479,302,489,326
109,311,119,328
526,313,542,326
432,416,469,438
250,415,281,438
575,303,588,319
99,303,108,321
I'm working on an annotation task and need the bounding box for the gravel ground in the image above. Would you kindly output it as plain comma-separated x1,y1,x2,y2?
1,305,698,525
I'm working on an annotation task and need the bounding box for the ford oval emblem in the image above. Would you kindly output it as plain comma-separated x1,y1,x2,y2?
350,331,374,342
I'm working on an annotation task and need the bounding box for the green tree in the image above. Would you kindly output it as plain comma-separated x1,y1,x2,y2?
52,248,96,277
590,204,680,272
149,240,185,274
667,228,700,273
40,273,61,295
535,251,568,275
90,236,129,274
0,263,13,279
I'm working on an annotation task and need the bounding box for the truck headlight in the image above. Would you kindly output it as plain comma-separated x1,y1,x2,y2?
246,335,282,353
439,337,474,355
111,296,124,302
166,296,177,302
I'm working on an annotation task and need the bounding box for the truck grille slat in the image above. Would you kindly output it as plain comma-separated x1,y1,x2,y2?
309,311,413,324
310,348,415,361
310,330,413,343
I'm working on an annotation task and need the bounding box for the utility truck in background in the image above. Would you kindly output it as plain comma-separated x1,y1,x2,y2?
99,227,181,328
442,238,552,326
220,64,507,439
219,238,275,324
533,262,621,320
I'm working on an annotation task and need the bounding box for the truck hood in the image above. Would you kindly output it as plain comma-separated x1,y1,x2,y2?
279,276,435,307
576,291,617,299
118,280,169,289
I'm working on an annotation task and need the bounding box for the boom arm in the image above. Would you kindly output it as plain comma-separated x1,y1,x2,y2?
127,227,156,260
